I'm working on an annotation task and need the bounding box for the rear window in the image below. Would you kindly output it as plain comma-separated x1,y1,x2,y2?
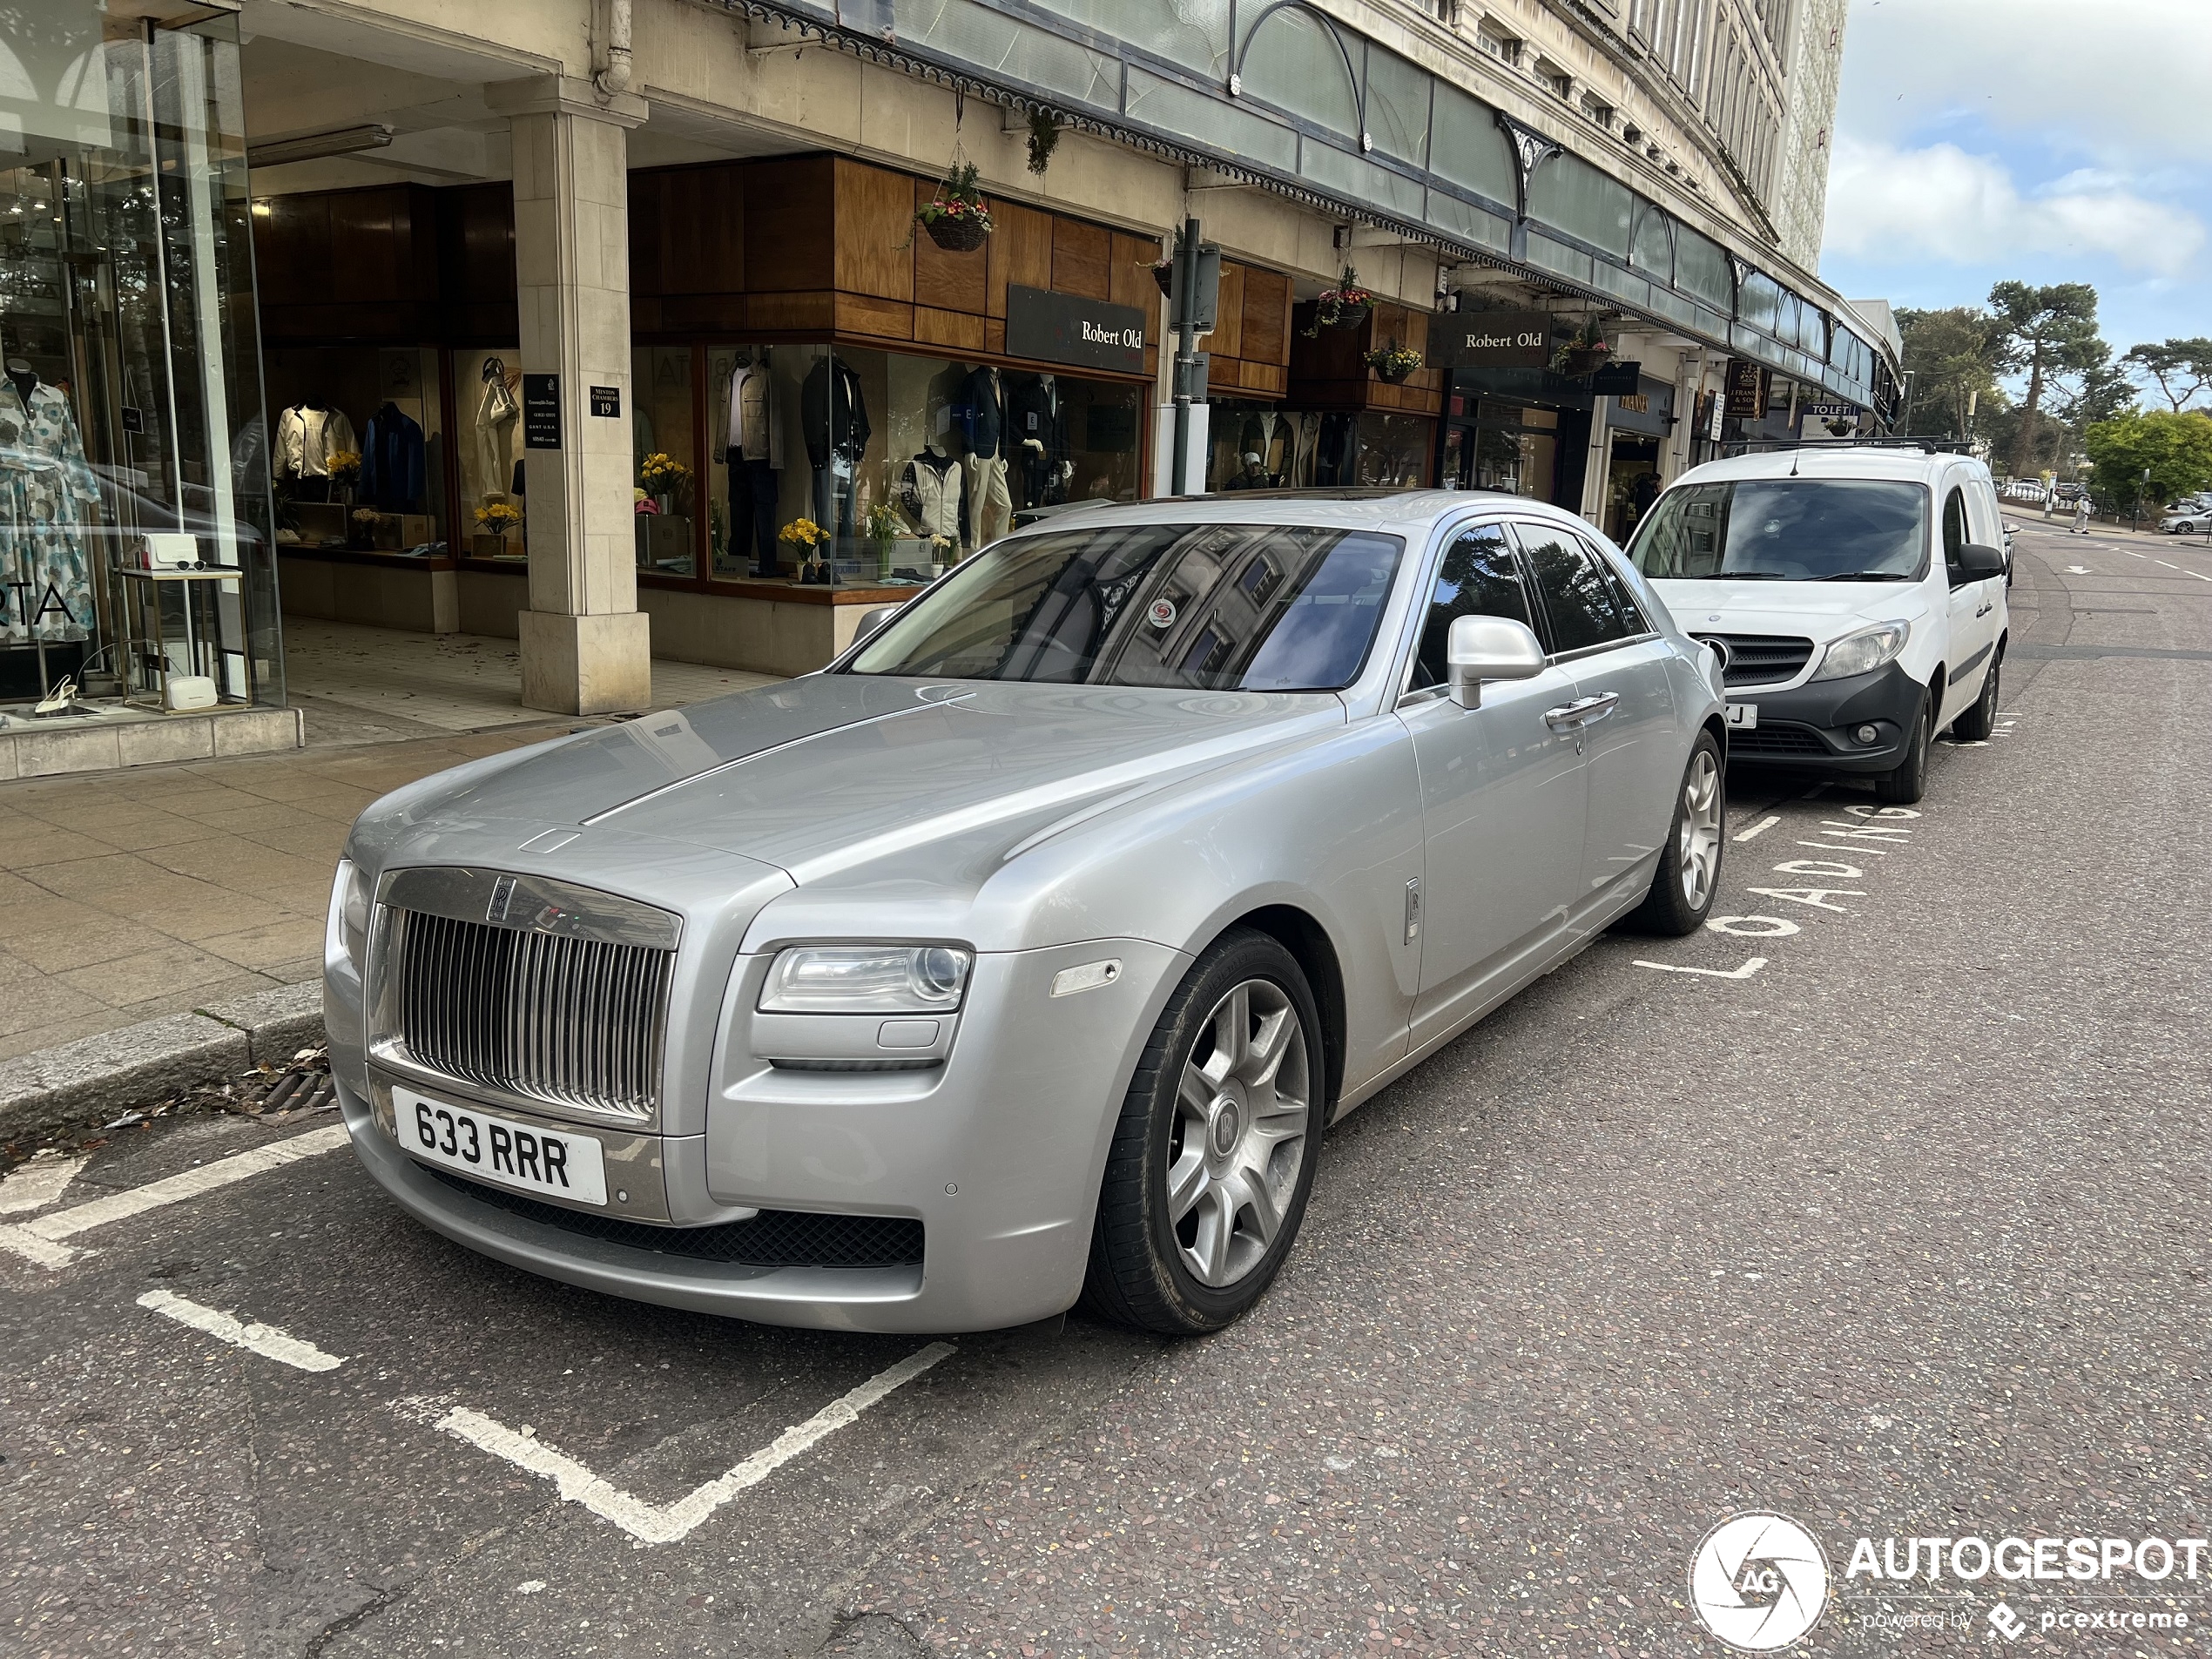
846,523,1404,691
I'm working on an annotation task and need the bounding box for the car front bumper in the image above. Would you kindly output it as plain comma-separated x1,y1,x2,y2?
338,935,1190,1333
1724,660,1927,775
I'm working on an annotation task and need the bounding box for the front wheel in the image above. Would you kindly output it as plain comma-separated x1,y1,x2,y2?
1951,651,2001,740
1081,929,1325,1336
1876,686,1935,804
1625,732,1724,935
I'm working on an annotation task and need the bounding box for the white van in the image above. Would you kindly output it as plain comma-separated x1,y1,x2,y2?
1623,444,2009,804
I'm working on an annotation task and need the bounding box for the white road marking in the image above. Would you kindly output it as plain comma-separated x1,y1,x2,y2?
137,1289,347,1372
1706,915,1799,937
1841,805,1919,819
1633,956,1768,980
0,1124,348,1269
1797,840,1891,856
1773,858,1864,879
2125,551,2148,559
1733,814,1780,843
2191,571,2212,582
2157,560,2178,570
1748,886,1865,913
2065,565,2091,574
0,1150,88,1217
430,1341,956,1545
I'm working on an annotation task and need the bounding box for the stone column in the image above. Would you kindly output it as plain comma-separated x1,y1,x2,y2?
486,75,651,715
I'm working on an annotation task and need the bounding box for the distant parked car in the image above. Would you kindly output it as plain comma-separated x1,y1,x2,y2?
2161,510,2209,536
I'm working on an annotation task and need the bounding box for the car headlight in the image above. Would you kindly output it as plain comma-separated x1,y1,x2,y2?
1811,621,1911,682
327,857,372,967
759,944,972,1014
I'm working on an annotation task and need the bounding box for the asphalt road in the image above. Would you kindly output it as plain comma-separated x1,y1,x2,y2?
3,522,2208,1657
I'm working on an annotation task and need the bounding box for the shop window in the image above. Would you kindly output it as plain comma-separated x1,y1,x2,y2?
1525,153,1633,260
633,346,696,578
455,349,525,559
1238,5,1361,140
1208,401,1301,491
0,8,278,709
1427,83,1517,206
702,342,825,579
266,347,443,553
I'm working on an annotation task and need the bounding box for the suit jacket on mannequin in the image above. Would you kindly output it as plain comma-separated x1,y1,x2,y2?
361,402,425,511
1007,374,1069,508
957,366,1006,459
719,354,785,469
277,402,357,479
800,358,870,469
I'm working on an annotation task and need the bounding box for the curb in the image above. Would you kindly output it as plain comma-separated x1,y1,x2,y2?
0,982,325,1144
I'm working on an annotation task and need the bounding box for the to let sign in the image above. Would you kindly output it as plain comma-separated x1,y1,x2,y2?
1005,285,1148,374
523,374,562,449
1723,358,1770,421
1437,310,1552,368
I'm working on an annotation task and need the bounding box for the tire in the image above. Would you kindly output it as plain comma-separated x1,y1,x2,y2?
1951,649,2001,740
1624,731,1725,935
1875,685,1935,804
1081,928,1325,1336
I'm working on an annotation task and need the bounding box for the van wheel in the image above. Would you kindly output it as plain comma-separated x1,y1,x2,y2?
1625,732,1724,935
1876,688,1934,804
1081,929,1325,1336
1951,651,2001,741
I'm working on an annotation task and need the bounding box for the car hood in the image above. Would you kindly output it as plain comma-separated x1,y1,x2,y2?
1649,578,1930,641
376,673,1345,887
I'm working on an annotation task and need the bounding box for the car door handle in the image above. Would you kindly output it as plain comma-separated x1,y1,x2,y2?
1543,693,1619,727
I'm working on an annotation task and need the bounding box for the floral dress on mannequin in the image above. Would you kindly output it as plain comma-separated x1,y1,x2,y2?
0,379,98,645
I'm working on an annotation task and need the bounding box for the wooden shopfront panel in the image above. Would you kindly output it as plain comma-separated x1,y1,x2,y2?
1287,298,1444,415
1202,260,1293,399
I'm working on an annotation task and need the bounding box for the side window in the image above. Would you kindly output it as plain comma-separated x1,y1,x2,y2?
1579,534,1650,635
1942,487,1969,574
1409,524,1534,691
1515,523,1632,655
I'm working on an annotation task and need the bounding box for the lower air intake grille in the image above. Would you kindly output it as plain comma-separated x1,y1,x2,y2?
430,1170,925,1269
1696,633,1817,688
1728,724,1832,758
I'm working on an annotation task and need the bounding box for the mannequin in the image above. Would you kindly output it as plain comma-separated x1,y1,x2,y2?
899,439,964,543
1008,372,1070,509
361,400,425,512
722,348,785,577
276,394,357,501
959,364,1013,548
801,354,869,543
474,357,519,507
0,361,97,651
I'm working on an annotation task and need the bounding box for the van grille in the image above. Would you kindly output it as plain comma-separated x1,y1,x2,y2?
388,908,673,1119
1696,633,1816,688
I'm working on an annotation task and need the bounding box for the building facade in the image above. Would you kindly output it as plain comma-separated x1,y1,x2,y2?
0,0,1890,733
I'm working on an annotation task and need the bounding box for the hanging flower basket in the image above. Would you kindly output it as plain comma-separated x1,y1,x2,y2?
915,160,994,252
1562,347,1610,376
1552,316,1615,377
1364,341,1424,385
1150,259,1175,300
1304,266,1375,336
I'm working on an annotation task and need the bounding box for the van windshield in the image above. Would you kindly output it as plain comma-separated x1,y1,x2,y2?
1626,479,1928,582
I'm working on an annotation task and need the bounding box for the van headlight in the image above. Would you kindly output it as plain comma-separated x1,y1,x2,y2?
1811,621,1911,682
759,944,972,1014
327,857,372,967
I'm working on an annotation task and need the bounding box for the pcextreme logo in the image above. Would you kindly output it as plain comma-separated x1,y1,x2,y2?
1689,1512,1831,1651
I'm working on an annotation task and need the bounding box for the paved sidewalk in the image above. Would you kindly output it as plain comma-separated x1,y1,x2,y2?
0,624,775,1065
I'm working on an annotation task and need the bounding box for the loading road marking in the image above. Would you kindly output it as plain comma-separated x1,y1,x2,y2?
0,1124,348,1269
1733,814,1780,843
138,1289,347,1373
425,1341,958,1545
0,1150,87,1216
1632,956,1768,980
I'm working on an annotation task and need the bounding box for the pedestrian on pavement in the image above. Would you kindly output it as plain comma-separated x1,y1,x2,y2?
2073,498,2092,535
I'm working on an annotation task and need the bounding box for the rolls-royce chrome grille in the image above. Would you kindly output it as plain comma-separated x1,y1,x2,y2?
370,867,682,1122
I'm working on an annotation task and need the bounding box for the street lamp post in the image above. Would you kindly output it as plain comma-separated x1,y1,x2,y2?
2134,466,2150,535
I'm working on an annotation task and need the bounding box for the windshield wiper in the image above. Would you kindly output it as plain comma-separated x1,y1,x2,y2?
1816,570,1912,582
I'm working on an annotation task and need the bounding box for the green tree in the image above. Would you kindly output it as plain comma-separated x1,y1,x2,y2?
2056,347,2137,428
2082,411,2212,512
2122,338,2212,412
1898,306,2006,441
1988,281,2104,475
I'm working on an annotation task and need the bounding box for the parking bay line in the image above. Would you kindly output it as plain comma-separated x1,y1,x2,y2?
1632,956,1768,980
0,1123,348,1269
138,1289,347,1373
0,1150,88,1217
425,1341,958,1546
1733,814,1780,843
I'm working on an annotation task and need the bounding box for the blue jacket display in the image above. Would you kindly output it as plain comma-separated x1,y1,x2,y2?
361,402,427,512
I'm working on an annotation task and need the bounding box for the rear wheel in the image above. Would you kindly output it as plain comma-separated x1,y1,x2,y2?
1625,732,1724,935
1876,686,1935,804
1951,650,2001,740
1081,929,1325,1336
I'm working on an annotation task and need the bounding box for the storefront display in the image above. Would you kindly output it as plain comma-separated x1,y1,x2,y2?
634,346,697,577
0,6,280,710
264,347,443,551
457,350,524,558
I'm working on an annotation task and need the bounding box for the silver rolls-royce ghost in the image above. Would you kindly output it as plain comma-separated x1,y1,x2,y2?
327,492,1727,1335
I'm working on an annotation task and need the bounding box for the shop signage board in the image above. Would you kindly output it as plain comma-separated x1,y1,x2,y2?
1006,285,1149,374
1588,360,1641,396
590,385,622,418
523,374,562,449
1723,358,1769,420
1436,310,1552,368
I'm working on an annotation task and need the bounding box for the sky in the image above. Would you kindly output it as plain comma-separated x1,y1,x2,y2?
1818,0,2212,381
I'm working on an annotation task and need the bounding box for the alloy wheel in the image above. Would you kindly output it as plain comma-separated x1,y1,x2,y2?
1164,979,1311,1289
1677,747,1723,909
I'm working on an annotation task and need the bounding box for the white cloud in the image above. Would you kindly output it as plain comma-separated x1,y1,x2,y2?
1824,136,2205,278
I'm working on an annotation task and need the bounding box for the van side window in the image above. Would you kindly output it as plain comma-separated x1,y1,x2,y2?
1942,487,1969,576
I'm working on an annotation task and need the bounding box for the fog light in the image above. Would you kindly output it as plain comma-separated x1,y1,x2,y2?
1855,724,1880,745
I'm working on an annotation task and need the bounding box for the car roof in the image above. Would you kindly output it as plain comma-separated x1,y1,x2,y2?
1011,489,1594,539
1670,447,1991,489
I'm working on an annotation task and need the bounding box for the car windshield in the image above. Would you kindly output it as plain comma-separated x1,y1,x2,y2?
844,523,1404,691
1626,479,1929,582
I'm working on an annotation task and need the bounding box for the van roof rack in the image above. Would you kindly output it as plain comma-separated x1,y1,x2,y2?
1718,436,1975,456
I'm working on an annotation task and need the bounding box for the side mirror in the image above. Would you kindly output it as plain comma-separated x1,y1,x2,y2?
853,604,900,644
1956,543,2006,581
2001,521,2020,550
1447,614,1548,710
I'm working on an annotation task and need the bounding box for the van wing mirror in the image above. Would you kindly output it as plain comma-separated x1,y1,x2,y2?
1956,543,2006,580
1447,615,1548,710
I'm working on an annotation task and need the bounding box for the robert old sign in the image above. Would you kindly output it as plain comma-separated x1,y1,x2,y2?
1006,285,1149,374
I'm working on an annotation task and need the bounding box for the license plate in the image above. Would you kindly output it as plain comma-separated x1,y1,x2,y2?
1725,703,1758,730
392,1086,608,1206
